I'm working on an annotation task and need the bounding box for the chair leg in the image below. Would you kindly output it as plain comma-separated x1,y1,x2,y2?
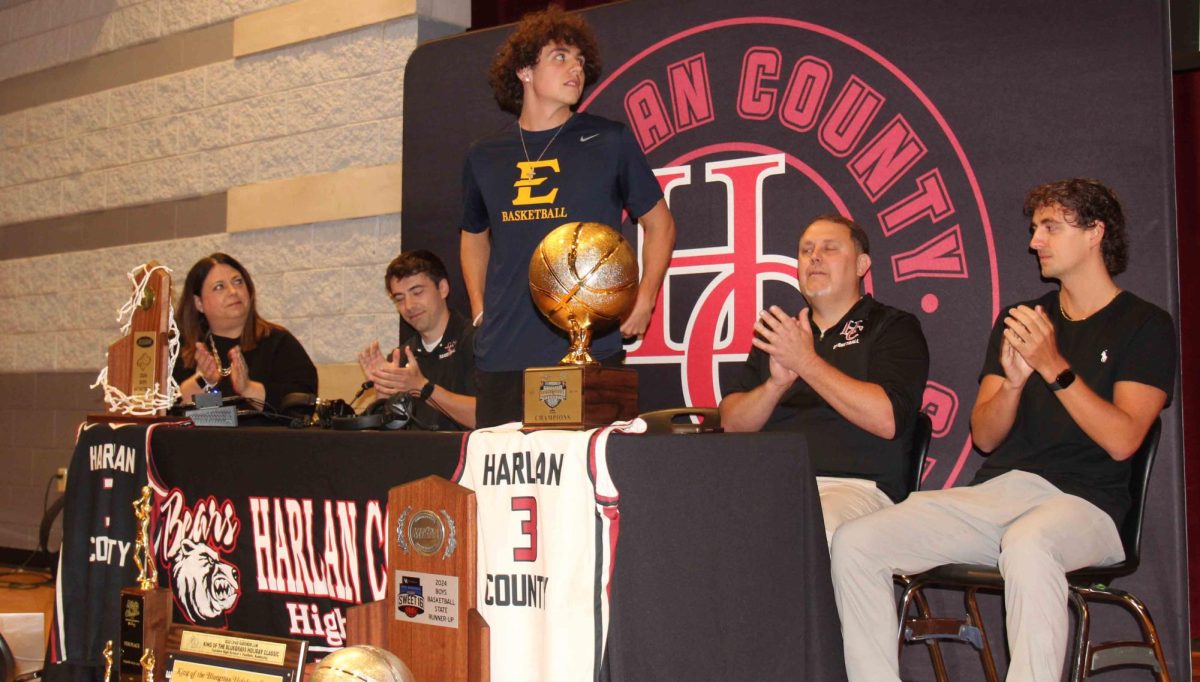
964,587,1000,682
1068,589,1091,682
1069,586,1169,681
913,587,950,682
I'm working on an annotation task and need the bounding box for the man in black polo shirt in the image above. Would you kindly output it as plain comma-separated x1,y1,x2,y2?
719,215,929,545
358,250,476,430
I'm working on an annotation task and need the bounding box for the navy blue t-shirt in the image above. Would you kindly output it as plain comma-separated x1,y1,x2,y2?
461,112,663,371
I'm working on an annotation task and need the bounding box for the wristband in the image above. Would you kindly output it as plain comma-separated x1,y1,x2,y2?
1049,368,1076,392
194,372,211,392
419,381,435,401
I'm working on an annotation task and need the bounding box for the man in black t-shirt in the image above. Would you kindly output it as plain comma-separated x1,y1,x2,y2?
358,250,476,430
831,179,1177,682
719,215,929,545
460,6,676,427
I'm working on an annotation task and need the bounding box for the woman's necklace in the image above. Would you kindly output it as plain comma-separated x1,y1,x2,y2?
207,332,233,377
517,114,572,179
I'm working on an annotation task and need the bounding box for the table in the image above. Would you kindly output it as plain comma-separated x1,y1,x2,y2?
48,424,846,681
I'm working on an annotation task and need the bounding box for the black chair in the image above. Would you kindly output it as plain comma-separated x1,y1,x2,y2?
896,418,1167,681
639,407,722,434
905,413,933,500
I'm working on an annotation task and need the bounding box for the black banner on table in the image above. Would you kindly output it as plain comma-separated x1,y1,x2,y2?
145,428,462,659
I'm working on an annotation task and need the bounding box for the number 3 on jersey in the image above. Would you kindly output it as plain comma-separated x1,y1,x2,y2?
512,496,538,561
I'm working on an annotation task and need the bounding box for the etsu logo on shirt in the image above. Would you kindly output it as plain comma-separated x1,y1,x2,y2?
832,319,864,349
503,160,570,222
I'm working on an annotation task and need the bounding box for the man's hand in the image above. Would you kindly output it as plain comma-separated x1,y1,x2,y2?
766,353,798,389
371,346,429,399
620,298,655,337
1003,304,1068,381
998,335,1034,389
752,306,817,378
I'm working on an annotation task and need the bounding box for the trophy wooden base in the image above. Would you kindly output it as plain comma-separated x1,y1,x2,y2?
118,587,172,682
523,365,638,429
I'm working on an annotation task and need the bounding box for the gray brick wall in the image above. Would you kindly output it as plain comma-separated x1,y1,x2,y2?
0,0,468,550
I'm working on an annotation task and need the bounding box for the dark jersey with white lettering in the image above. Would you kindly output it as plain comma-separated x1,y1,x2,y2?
727,295,929,502
45,423,158,682
461,113,663,372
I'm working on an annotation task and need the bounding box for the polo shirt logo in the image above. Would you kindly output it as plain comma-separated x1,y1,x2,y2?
839,319,864,342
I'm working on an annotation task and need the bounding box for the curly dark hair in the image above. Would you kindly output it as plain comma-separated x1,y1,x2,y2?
488,5,602,115
1023,178,1128,276
384,250,449,292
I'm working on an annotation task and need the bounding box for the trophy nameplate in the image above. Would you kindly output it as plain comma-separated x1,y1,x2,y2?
523,364,638,429
162,623,307,682
119,487,172,682
119,588,171,681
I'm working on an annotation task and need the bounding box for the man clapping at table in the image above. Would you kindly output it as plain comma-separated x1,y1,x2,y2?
358,250,476,430
719,215,929,544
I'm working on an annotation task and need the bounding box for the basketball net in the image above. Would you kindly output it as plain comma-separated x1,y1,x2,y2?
91,263,181,415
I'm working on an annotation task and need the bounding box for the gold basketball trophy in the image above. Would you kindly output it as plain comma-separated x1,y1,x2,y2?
524,222,639,428
118,486,171,682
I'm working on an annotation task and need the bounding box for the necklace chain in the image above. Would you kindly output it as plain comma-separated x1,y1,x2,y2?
518,114,572,179
1059,289,1120,322
208,332,233,377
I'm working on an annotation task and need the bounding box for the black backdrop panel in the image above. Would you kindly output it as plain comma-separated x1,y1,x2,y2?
402,1,1185,678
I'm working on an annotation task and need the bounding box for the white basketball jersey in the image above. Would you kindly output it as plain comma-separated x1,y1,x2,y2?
452,421,640,682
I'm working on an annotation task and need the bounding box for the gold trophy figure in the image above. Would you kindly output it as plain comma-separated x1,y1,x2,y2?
103,641,113,682
524,222,640,427
132,486,156,590
140,649,155,682
118,486,171,682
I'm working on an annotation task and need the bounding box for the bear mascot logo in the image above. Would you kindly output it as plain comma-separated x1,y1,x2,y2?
171,538,241,624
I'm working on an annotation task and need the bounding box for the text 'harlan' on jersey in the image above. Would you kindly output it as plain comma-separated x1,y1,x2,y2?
481,451,564,486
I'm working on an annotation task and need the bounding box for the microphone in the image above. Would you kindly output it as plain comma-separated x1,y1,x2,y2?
351,380,375,405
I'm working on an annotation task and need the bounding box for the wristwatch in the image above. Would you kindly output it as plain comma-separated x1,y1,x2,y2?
1048,368,1076,392
419,381,435,401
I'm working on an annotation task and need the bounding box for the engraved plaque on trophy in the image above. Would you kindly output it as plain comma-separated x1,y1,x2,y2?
524,222,640,428
387,476,488,682
119,486,172,682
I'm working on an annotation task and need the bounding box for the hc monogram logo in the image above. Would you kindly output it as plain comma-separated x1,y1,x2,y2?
626,154,795,407
584,16,998,487
840,320,864,342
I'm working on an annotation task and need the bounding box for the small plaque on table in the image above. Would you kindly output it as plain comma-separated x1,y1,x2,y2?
164,624,307,682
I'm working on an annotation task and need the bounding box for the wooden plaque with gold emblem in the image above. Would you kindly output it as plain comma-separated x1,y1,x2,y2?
387,476,489,682
105,261,172,415
523,364,638,429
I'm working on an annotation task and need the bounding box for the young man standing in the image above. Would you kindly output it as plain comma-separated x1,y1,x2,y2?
719,215,929,545
830,179,1177,681
460,6,676,427
359,250,476,430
